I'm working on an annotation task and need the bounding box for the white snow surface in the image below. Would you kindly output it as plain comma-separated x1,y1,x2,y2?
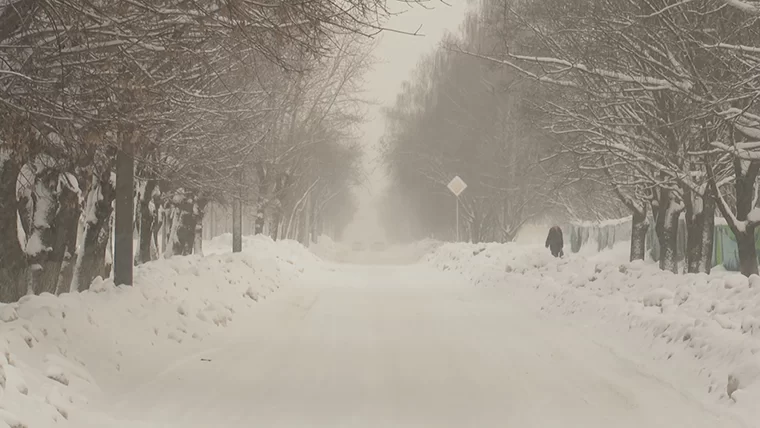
310,235,441,264
1,236,758,427
425,241,760,426
0,234,318,428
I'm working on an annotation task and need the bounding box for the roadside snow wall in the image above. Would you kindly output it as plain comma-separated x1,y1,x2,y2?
0,235,318,428
426,242,760,424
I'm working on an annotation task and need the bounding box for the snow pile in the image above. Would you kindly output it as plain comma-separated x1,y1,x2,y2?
0,235,317,428
426,241,760,423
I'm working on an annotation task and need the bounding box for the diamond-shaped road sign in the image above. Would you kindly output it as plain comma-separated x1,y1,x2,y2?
447,176,467,197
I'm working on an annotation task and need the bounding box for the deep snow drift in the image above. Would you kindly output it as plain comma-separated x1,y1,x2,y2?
425,241,760,426
0,234,319,428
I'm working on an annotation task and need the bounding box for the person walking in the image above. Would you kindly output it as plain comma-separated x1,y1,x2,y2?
545,226,564,258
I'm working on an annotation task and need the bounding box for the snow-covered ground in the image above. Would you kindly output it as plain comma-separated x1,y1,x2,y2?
0,234,319,428
425,241,760,426
1,236,757,427
310,235,441,265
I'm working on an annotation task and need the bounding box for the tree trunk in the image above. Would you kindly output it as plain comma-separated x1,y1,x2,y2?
114,130,135,286
135,180,157,265
255,163,268,235
312,206,320,245
19,161,62,296
701,195,716,273
271,209,282,241
73,170,116,291
654,189,683,273
255,204,265,235
630,207,648,262
192,198,207,256
685,192,715,274
163,205,179,258
167,193,196,257
49,180,80,295
194,221,203,255
737,227,759,276
302,192,312,245
150,188,162,260
734,161,759,276
254,206,265,235
161,203,171,256
0,153,26,302
232,196,242,253
270,172,289,241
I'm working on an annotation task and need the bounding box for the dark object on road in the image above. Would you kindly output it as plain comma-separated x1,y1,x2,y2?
545,226,564,258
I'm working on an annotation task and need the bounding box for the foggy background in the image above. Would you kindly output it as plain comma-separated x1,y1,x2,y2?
342,2,470,245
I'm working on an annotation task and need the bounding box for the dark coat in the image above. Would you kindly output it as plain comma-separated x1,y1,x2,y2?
545,226,564,257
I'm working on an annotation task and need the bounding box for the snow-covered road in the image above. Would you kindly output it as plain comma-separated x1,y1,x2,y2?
89,261,746,428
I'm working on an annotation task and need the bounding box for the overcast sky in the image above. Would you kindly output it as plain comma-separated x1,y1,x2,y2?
341,1,470,243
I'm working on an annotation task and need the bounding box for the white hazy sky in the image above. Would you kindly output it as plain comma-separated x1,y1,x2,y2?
342,0,470,243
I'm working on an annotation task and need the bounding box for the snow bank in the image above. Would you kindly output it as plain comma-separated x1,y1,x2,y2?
426,242,760,424
0,235,318,428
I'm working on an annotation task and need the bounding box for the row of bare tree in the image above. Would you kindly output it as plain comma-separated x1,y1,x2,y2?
383,0,760,277
0,0,401,302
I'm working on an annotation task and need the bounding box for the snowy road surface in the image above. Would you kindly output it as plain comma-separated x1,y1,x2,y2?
88,262,745,428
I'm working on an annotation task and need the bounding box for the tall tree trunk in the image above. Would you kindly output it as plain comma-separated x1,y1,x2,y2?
151,188,162,260
654,189,683,273
194,220,203,256
0,152,26,302
104,224,113,279
73,169,116,292
275,216,284,241
166,192,196,257
192,197,207,256
737,227,759,277
114,130,135,286
161,203,171,256
18,159,63,295
630,206,648,262
163,205,180,258
255,163,267,235
711,158,760,277
49,179,81,295
232,195,242,253
135,180,157,265
735,162,759,276
302,192,312,245
701,195,716,273
312,204,320,245
270,171,289,241
685,190,715,274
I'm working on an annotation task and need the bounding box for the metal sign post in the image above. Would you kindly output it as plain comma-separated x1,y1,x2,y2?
447,176,467,242
456,196,460,242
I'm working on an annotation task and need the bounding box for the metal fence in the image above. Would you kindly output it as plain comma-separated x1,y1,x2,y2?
562,218,757,271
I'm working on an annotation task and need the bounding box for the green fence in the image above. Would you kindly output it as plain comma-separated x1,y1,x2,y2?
562,218,759,271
